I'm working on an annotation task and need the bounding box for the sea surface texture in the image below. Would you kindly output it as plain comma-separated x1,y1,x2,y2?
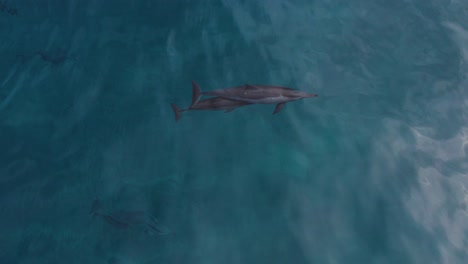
1,1,468,263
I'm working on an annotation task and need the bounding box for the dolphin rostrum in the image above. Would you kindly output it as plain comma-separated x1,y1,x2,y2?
171,81,252,122
200,83,318,114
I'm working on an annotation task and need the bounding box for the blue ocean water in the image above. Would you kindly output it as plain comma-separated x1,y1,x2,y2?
1,0,468,263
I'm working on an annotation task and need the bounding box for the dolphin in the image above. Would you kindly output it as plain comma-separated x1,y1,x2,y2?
171,81,252,122
200,83,318,114
89,198,170,235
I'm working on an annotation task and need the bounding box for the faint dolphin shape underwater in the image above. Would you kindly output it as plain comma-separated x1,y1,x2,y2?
171,81,252,122
89,198,170,235
200,82,318,114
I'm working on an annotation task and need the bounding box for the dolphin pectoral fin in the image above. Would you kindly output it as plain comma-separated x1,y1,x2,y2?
273,103,285,114
245,84,261,90
191,81,202,107
224,108,235,113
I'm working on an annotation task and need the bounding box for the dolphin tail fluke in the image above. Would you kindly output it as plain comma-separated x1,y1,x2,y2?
171,103,183,122
191,81,202,107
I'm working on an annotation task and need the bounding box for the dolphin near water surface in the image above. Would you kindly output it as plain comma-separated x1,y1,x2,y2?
200,82,318,114
171,81,252,122
90,198,170,235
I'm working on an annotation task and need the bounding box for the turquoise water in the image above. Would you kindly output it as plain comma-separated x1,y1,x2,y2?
1,1,468,263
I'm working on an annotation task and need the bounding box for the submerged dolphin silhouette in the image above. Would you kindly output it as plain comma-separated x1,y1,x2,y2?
171,81,252,122
90,198,170,235
200,83,318,114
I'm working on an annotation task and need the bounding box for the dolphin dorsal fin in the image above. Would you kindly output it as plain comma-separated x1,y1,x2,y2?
191,81,202,107
245,84,260,90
